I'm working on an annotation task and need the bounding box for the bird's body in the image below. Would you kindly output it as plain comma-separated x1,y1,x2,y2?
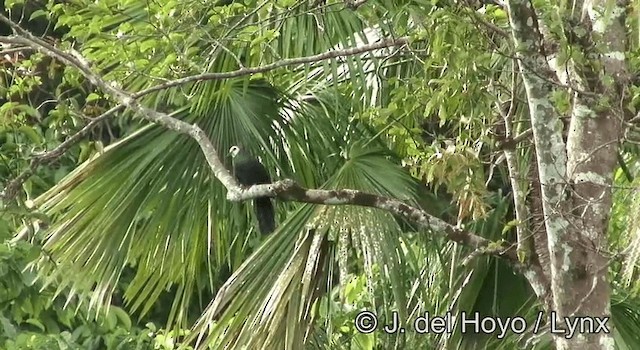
229,146,275,234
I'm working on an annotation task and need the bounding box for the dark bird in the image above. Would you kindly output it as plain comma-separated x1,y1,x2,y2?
229,145,275,234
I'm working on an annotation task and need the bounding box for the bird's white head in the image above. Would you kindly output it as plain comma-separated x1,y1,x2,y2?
229,145,241,157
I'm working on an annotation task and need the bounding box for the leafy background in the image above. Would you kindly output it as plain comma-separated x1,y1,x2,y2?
1,0,640,349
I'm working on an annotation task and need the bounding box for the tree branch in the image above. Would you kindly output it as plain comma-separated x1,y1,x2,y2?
1,106,120,200
0,14,524,266
123,36,409,98
0,18,408,200
0,45,32,56
460,0,509,39
505,0,571,317
232,179,520,261
497,60,532,263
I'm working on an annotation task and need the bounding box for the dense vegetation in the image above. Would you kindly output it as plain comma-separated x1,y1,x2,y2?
1,0,640,349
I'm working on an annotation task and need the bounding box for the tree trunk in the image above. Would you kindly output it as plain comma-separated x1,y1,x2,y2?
505,0,629,348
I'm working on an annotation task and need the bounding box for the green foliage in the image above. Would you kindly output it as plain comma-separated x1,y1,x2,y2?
0,238,182,349
2,0,640,349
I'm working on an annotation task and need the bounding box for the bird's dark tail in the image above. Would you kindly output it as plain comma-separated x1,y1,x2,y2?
254,198,275,234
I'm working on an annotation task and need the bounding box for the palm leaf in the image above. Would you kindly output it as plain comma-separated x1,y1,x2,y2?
29,79,286,329
188,128,422,349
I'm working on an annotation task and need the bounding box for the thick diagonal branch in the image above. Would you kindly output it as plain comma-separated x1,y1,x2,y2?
0,17,407,200
0,14,532,269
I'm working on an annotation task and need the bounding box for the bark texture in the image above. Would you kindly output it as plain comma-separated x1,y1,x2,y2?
504,0,629,348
